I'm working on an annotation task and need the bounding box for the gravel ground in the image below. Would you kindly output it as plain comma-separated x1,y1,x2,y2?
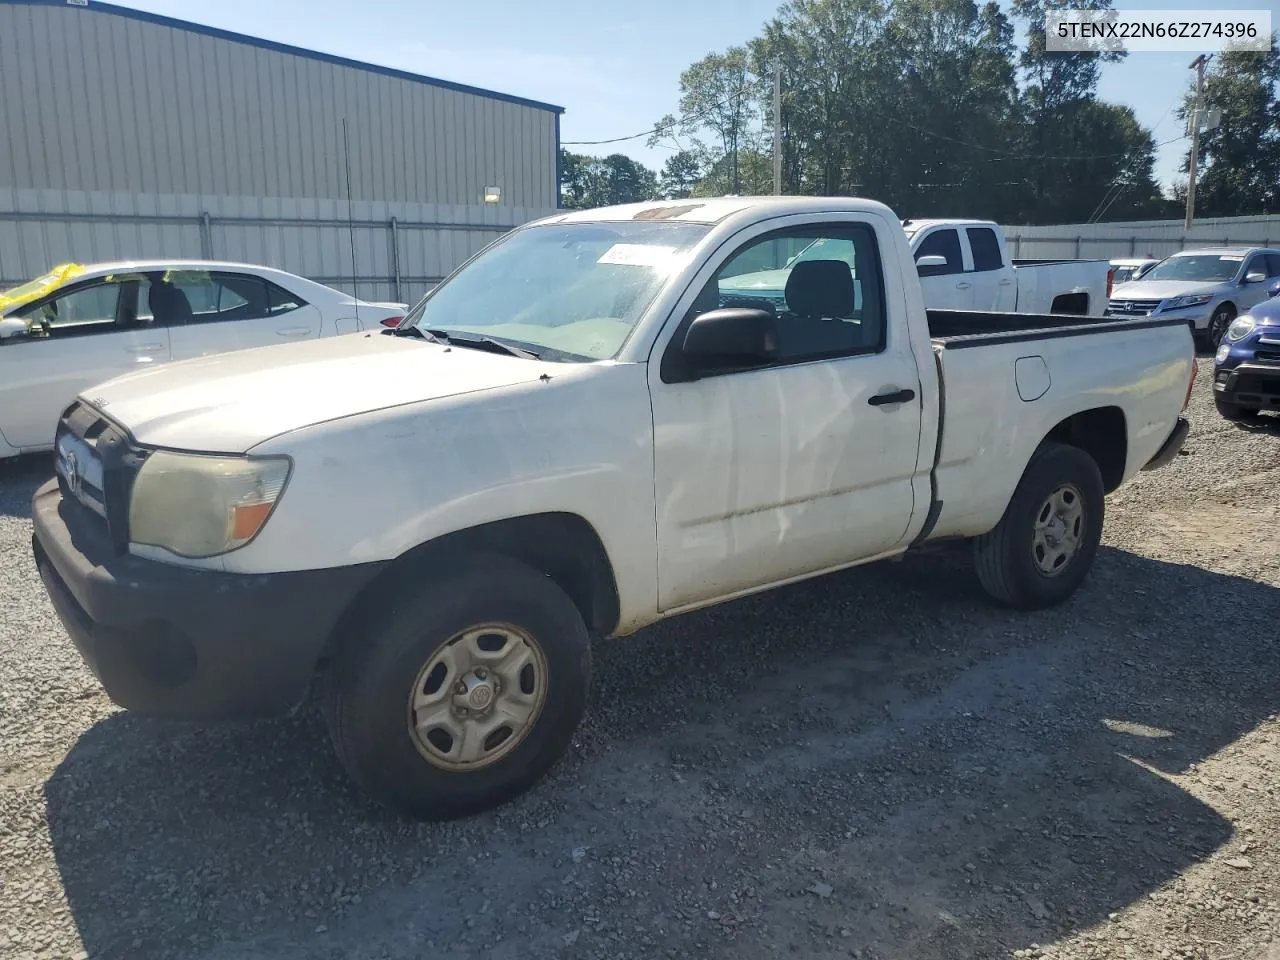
1,369,1278,960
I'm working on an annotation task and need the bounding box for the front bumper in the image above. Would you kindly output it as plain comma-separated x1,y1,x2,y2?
1142,417,1190,472
31,479,385,719
1214,362,1280,410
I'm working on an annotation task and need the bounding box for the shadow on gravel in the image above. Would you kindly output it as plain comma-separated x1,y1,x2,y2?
44,546,1279,960
0,455,51,519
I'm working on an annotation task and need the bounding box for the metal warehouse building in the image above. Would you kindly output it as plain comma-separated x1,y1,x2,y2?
0,0,563,303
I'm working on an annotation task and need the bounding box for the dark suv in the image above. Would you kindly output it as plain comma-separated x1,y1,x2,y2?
1214,280,1280,421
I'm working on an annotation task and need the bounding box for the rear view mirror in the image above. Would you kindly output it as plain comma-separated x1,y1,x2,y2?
1269,280,1280,299
1244,271,1267,284
682,308,779,376
916,254,947,272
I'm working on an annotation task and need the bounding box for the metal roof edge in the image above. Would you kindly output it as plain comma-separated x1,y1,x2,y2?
3,0,566,115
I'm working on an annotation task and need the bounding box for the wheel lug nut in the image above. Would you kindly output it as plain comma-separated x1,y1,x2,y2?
475,668,487,680
454,682,467,695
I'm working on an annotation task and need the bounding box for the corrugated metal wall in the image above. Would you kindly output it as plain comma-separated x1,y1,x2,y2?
0,0,560,303
1003,215,1280,260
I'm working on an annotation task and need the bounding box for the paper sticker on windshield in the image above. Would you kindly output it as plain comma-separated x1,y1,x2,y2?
1221,255,1245,261
597,244,677,267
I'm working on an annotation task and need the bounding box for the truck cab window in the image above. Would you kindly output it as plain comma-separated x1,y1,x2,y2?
966,228,1004,272
710,223,886,363
914,229,963,276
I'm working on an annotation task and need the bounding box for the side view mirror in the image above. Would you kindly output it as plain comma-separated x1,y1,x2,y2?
1243,271,1267,284
682,308,779,376
916,254,947,272
0,316,31,342
1269,280,1280,299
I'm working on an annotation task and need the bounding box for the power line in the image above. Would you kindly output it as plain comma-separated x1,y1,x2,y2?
566,90,1189,165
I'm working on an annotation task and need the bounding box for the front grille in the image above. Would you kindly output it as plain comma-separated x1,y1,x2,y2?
1255,351,1280,364
54,400,148,555
1106,298,1163,317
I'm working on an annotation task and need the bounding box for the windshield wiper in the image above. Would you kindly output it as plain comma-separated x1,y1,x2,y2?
383,323,443,342
424,329,540,360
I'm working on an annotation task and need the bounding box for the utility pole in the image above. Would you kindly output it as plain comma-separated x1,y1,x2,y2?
772,62,783,195
1185,53,1211,231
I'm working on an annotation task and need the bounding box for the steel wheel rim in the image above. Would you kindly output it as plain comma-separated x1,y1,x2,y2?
407,623,549,771
1032,482,1085,578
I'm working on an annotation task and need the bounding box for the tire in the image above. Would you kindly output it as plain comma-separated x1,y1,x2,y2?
1215,395,1259,421
973,441,1105,610
324,554,591,820
1207,303,1236,347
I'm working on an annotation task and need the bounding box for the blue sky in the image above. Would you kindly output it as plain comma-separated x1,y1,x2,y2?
118,0,1279,194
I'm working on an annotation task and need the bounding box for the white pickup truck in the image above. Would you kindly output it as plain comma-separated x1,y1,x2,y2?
32,197,1194,820
905,219,1113,315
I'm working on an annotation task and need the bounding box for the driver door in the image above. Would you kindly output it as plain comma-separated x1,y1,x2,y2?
0,278,171,449
648,216,924,612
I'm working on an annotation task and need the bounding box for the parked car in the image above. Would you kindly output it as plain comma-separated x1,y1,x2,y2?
1105,246,1280,346
0,260,407,456
1212,278,1280,420
31,196,1195,820
1109,257,1161,285
903,219,1113,315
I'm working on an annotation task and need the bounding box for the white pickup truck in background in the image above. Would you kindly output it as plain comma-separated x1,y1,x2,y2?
32,196,1194,821
905,218,1113,315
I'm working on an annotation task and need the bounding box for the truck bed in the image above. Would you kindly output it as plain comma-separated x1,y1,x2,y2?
926,308,1189,346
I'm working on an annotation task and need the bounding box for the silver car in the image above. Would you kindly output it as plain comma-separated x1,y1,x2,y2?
1106,247,1280,346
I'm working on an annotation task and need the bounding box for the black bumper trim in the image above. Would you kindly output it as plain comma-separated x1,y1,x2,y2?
1142,417,1190,472
1216,363,1280,409
31,479,386,720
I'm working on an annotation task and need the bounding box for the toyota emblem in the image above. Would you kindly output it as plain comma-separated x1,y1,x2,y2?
62,448,81,498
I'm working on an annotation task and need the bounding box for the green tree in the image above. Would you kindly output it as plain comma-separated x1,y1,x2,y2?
1008,0,1149,222
659,151,703,199
650,47,760,194
1178,43,1280,217
559,150,659,209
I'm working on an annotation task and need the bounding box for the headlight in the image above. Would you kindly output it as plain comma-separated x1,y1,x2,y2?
129,451,292,558
1165,294,1214,309
1226,315,1256,342
1215,342,1231,364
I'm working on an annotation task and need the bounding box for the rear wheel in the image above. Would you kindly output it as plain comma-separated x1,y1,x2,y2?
324,554,591,820
1207,303,1236,347
973,442,1105,610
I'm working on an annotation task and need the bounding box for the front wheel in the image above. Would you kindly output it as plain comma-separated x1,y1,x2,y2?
324,554,592,820
973,442,1105,610
1207,304,1236,347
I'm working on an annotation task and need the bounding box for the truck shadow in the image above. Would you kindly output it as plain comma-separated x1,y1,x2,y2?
42,546,1279,960
0,454,52,518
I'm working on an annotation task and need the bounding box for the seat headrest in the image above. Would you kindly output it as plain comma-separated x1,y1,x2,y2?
784,259,855,319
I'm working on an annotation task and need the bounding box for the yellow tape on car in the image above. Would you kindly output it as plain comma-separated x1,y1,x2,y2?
0,263,87,315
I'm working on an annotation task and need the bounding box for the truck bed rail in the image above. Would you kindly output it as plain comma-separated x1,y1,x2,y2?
927,308,1191,349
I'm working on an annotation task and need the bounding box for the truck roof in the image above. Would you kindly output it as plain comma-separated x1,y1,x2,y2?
537,196,901,227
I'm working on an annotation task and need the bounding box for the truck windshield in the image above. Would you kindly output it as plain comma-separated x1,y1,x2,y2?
1141,255,1243,282
405,221,710,361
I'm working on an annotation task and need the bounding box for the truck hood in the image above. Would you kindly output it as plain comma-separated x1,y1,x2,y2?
1110,279,1226,300
82,332,563,452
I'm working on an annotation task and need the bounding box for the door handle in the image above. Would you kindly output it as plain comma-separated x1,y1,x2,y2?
868,388,916,407
276,327,311,337
128,344,164,352
999,279,1014,286
956,281,972,290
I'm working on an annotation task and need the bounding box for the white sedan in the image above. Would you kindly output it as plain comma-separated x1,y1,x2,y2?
0,260,407,456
